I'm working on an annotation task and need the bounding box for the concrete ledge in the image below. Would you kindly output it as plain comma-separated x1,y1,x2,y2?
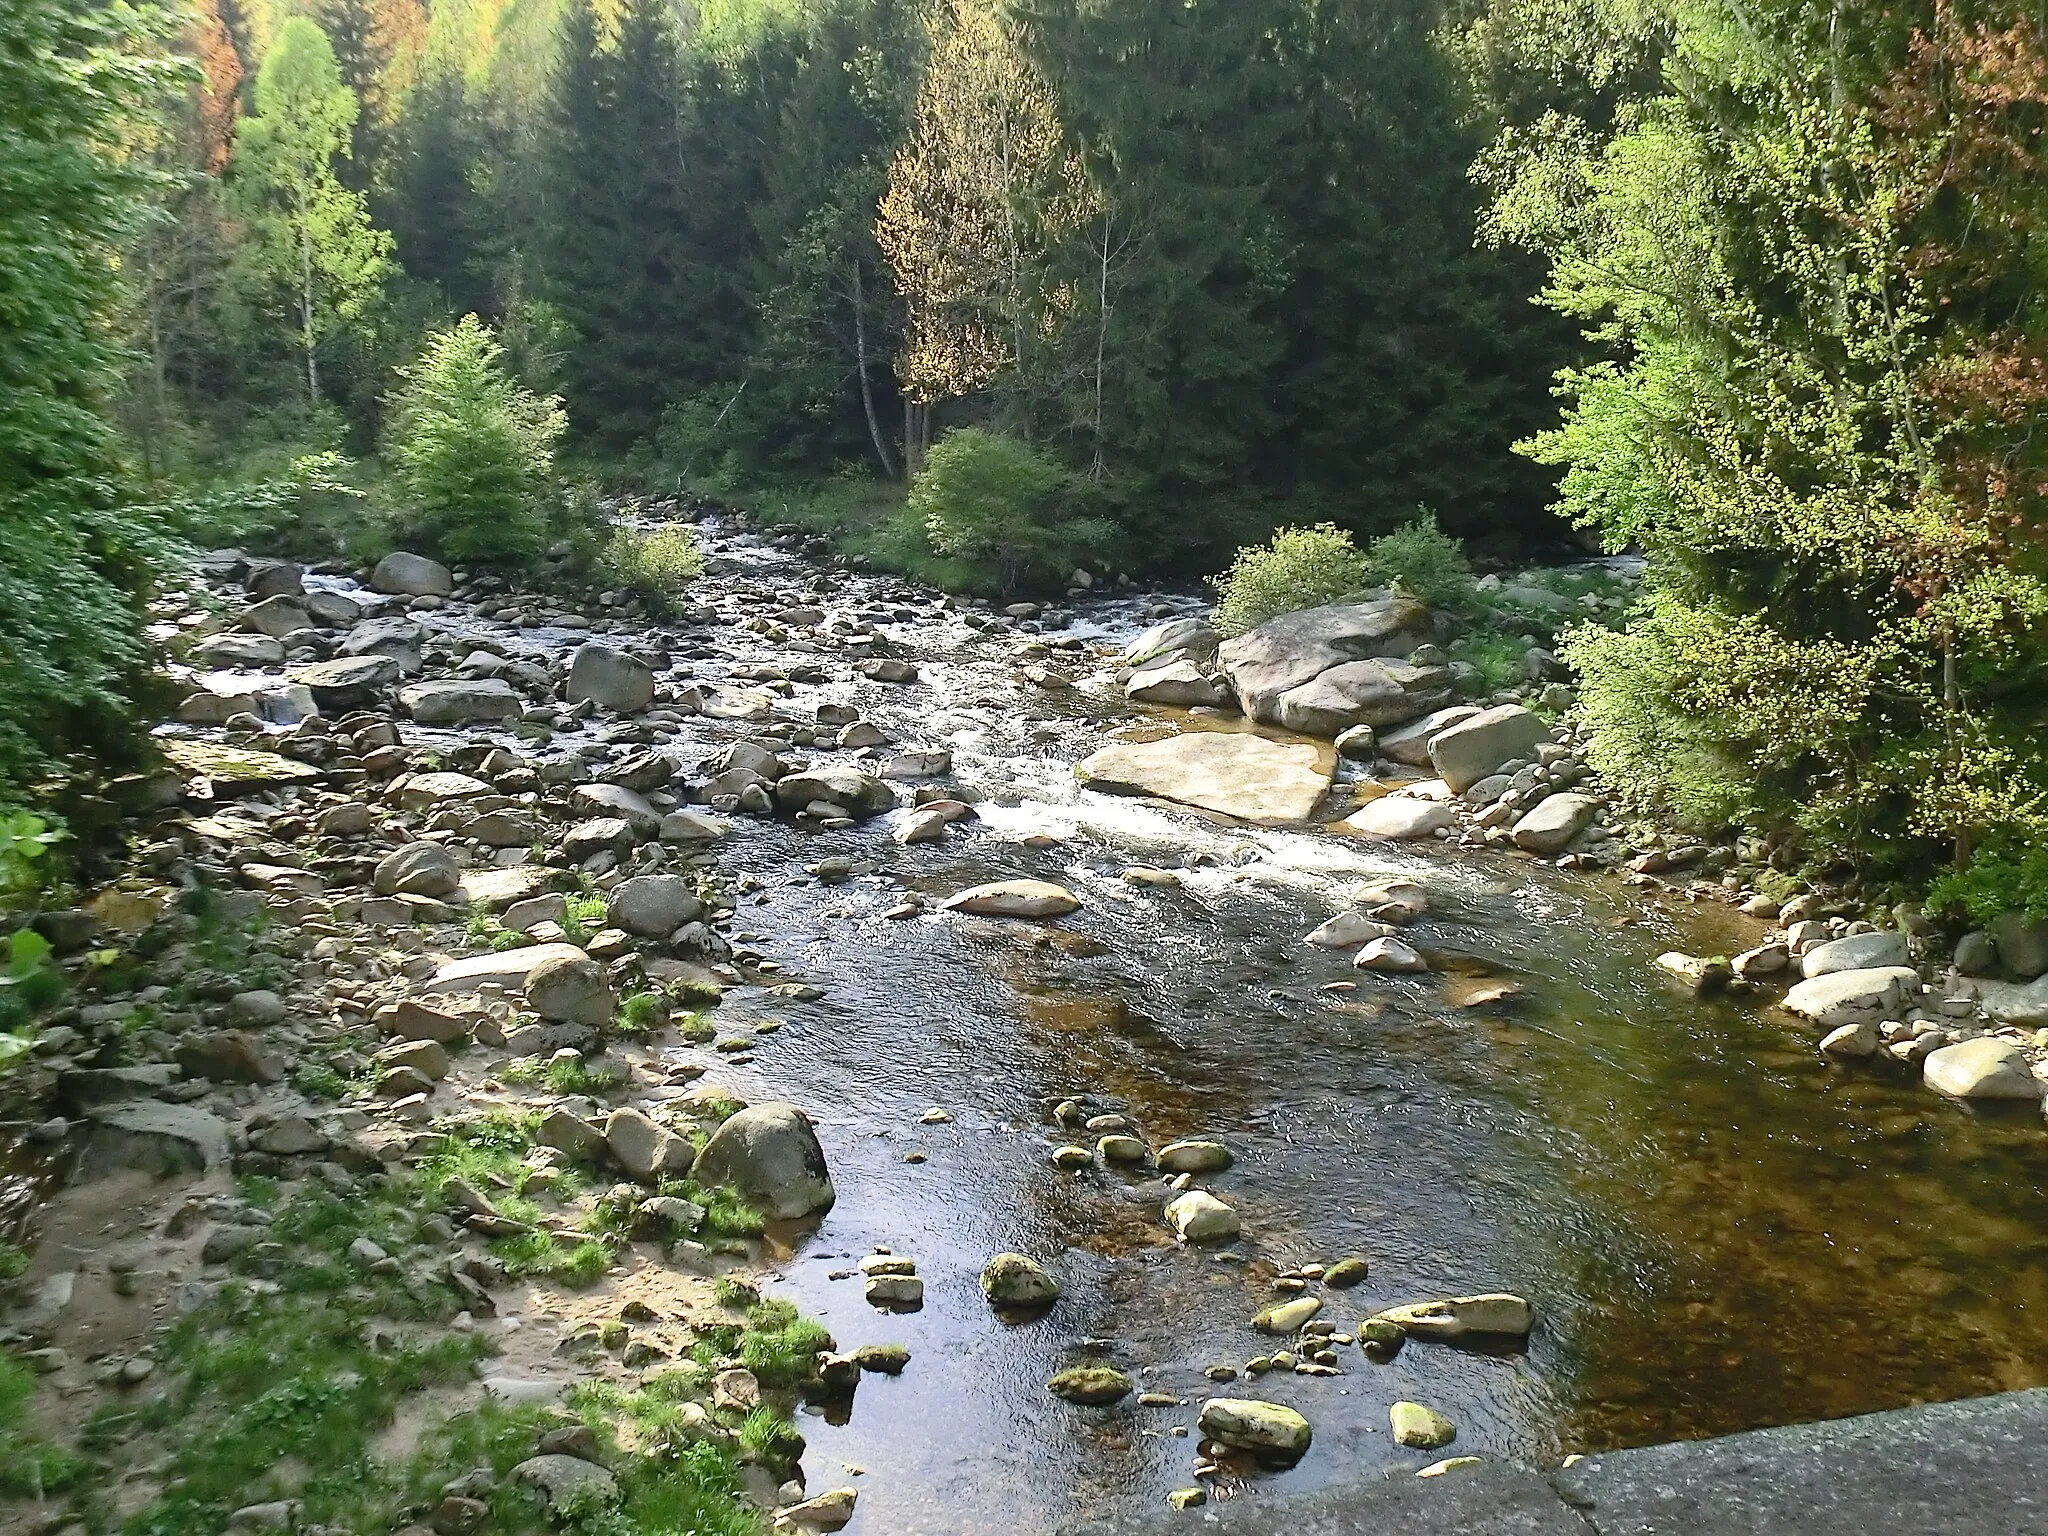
1056,1388,2048,1534
1557,1386,2048,1534
1058,1460,1589,1536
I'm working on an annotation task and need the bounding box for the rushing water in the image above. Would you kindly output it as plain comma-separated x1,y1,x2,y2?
172,519,2048,1531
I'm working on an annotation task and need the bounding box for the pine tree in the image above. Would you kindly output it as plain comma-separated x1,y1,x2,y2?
1483,0,2048,872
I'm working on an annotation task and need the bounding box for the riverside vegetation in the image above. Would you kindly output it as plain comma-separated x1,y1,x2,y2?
10,0,2048,1529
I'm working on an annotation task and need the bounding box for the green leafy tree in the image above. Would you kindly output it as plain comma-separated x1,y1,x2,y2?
905,426,1109,593
0,0,183,800
230,17,395,404
1482,0,2048,871
1210,523,1375,636
388,314,565,562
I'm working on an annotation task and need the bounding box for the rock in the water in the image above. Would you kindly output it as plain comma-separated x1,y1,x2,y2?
1390,1401,1456,1449
778,1487,858,1533
691,1104,835,1220
1356,936,1427,973
1049,1366,1133,1405
941,880,1081,919
1510,792,1599,855
1254,1296,1322,1334
1352,878,1430,922
1801,930,1910,979
1157,1139,1231,1174
1922,1038,2042,1100
980,1252,1059,1308
509,1455,619,1514
1372,1294,1532,1339
399,679,522,724
287,655,398,704
607,875,704,937
1780,966,1920,1028
1343,797,1453,840
1307,911,1392,949
1077,732,1333,825
1272,658,1452,736
568,644,655,712
340,616,425,673
1165,1190,1241,1243
774,766,895,819
1125,657,1230,709
1218,598,1432,726
371,551,453,596
522,949,613,1025
80,1103,229,1178
1819,1021,1879,1059
1124,617,1220,668
1196,1398,1312,1462
1653,951,1731,994
191,633,286,667
374,842,462,898
1427,705,1551,793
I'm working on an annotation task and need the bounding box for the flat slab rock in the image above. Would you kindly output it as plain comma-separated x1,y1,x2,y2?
1076,731,1333,824
79,1102,230,1179
421,942,590,996
160,740,323,789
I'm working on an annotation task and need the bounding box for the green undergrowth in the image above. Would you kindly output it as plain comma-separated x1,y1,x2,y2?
26,1106,817,1534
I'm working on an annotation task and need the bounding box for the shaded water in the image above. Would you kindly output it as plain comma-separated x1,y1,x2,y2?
179,523,2048,1530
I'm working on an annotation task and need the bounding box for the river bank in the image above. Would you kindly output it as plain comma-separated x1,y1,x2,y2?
5,511,2048,1535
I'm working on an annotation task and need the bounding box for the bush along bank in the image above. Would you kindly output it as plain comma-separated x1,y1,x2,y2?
0,535,915,1536
1114,541,2048,1122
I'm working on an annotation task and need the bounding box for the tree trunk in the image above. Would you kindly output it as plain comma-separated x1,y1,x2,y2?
298,181,319,404
851,259,896,479
904,398,931,478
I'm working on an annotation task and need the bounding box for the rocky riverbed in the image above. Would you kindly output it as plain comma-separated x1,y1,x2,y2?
6,511,2048,1535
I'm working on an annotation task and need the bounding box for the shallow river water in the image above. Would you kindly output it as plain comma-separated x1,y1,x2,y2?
542,523,2048,1534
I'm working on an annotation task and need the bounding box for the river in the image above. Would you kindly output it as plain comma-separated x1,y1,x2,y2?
581,519,2048,1532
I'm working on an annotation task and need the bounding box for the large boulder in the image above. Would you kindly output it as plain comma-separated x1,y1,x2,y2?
1218,597,1432,725
774,766,894,819
1923,1038,2042,1101
1271,658,1453,736
1343,796,1454,840
568,644,655,712
339,616,425,675
399,679,522,724
374,842,462,898
690,1103,836,1220
1992,910,2048,979
79,1102,229,1179
1378,706,1484,767
1510,792,1599,855
1123,617,1220,668
241,595,316,639
1427,705,1551,793
607,874,704,937
1801,930,1910,979
1077,732,1332,824
1780,965,1920,1028
605,1106,694,1179
1196,1399,1312,1463
191,633,285,668
370,551,453,596
525,949,613,1025
286,655,398,707
1125,657,1231,709
571,783,663,839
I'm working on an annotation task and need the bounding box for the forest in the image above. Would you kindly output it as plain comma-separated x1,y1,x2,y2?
7,0,2048,897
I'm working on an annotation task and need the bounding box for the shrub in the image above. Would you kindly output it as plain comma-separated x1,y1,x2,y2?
386,315,565,564
1210,522,1375,636
1364,511,1474,612
597,525,704,612
906,427,1112,595
1925,844,2048,927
